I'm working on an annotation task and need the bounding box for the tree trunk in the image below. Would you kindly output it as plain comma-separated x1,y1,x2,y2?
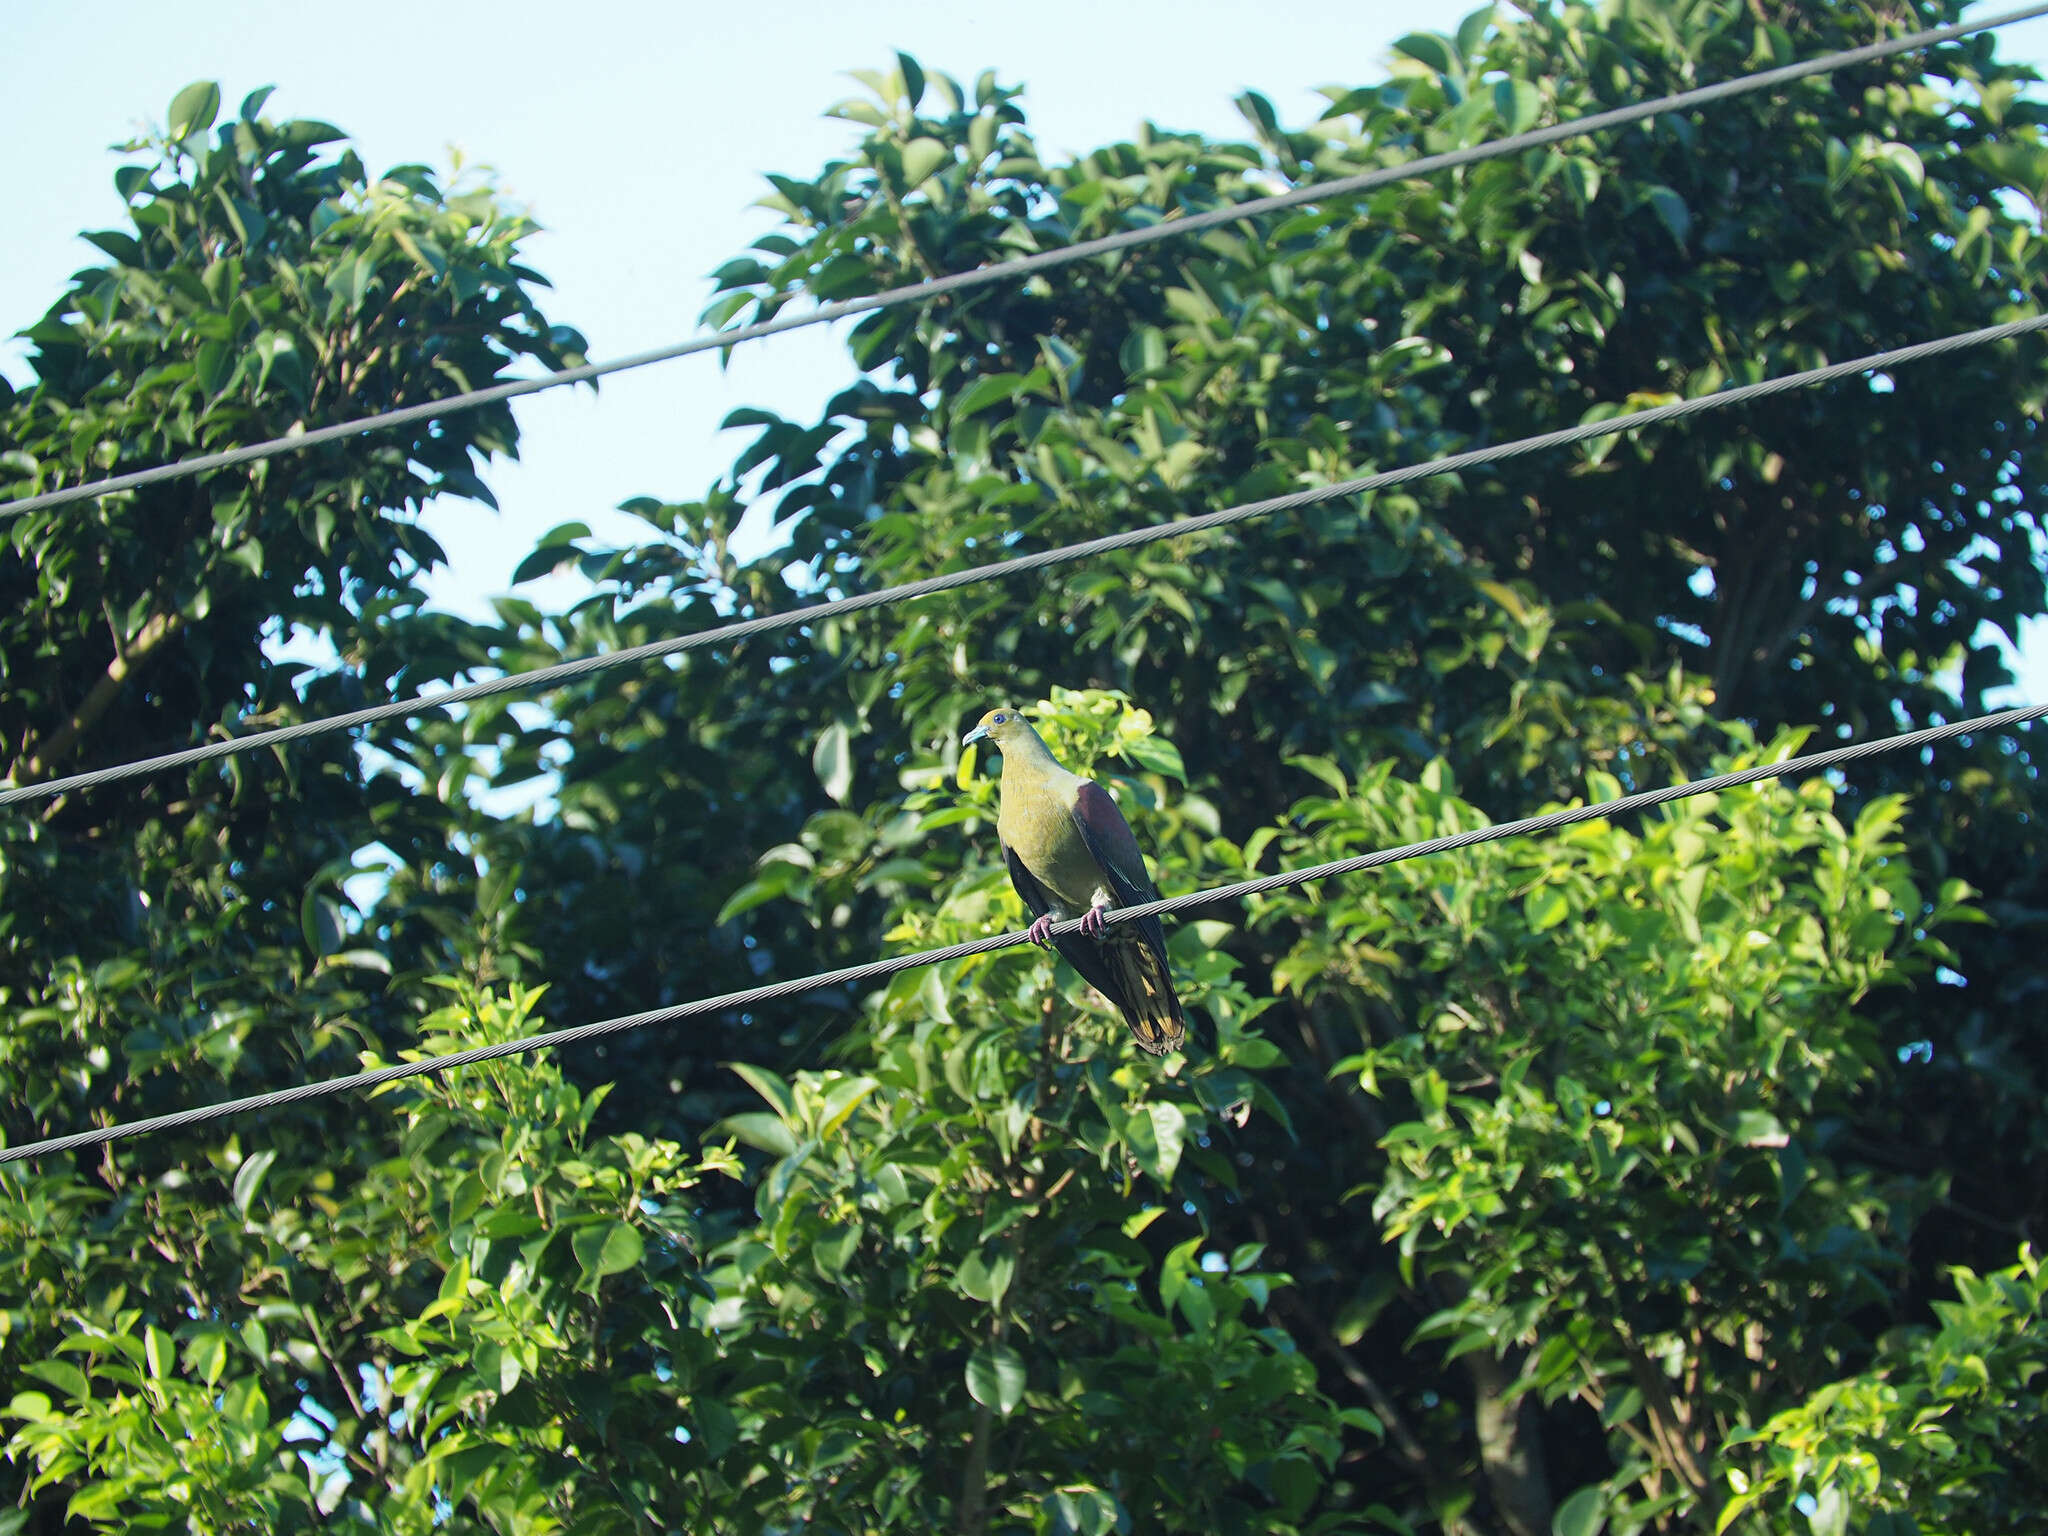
1463,1349,1553,1536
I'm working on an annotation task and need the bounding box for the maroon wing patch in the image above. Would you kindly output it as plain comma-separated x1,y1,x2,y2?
1068,780,1157,908
1068,780,1184,1050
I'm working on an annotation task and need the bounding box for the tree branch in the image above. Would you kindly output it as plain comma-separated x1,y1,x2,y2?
1617,1332,1711,1495
1273,1289,1432,1471
958,1392,993,1534
13,608,184,784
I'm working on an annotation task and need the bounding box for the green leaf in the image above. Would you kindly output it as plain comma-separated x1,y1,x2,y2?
229,1374,273,1430
1479,579,1532,626
168,81,222,141
1524,886,1569,932
1809,1485,1848,1536
816,1075,879,1137
66,1484,131,1524
1645,185,1691,247
1598,1386,1643,1428
22,1360,90,1402
0,1392,43,1433
1122,1206,1166,1239
1878,141,1924,188
1053,1488,1118,1536
731,1062,796,1120
1713,1492,1759,1536
1285,754,1349,797
1456,5,1494,56
1731,1110,1787,1147
718,1112,799,1157
474,1339,522,1395
1494,78,1540,135
957,1248,1016,1307
572,1221,644,1288
281,119,347,148
899,137,950,188
1128,1102,1187,1183
144,1326,171,1380
1040,335,1083,395
512,542,580,584
188,1330,228,1387
326,252,376,316
1227,1035,1283,1070
1160,1238,1216,1332
953,372,1024,420
1269,1455,1318,1519
195,340,233,396
1393,32,1461,79
539,519,591,547
814,719,854,804
1552,1486,1606,1536
715,874,799,926
897,51,926,110
709,257,767,291
322,948,392,975
1563,157,1602,207
814,1226,860,1277
965,1343,1026,1416
1230,90,1276,138
232,1148,278,1216
301,892,346,957
1120,732,1186,784
82,231,143,265
1120,325,1169,376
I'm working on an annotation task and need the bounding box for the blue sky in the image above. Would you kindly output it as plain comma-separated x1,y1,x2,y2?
7,0,2048,698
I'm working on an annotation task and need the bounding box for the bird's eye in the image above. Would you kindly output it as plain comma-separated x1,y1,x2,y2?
993,712,1008,724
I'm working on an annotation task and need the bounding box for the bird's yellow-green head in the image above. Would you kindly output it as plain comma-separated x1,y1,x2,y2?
962,707,1034,751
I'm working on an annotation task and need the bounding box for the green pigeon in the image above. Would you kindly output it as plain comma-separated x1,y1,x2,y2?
962,708,1186,1055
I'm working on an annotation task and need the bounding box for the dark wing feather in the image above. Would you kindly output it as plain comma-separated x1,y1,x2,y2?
1001,841,1057,923
1068,780,1175,970
1003,841,1128,1008
1068,781,1157,906
1067,785,1187,1054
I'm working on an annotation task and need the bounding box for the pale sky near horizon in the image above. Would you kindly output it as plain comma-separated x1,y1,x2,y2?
7,0,2048,701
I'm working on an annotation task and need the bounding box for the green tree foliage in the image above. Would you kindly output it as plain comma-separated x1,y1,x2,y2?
1720,1247,2047,1535
6,0,2048,1530
4,983,740,1532
0,76,589,1121
0,82,606,1535
696,692,1361,1531
1307,755,1978,1528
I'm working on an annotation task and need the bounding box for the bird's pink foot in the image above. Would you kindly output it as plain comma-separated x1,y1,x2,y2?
1026,914,1056,948
1079,905,1108,939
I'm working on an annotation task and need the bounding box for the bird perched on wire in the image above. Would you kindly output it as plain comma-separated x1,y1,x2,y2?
962,707,1186,1056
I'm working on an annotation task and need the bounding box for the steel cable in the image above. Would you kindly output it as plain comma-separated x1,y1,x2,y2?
3,700,2038,1164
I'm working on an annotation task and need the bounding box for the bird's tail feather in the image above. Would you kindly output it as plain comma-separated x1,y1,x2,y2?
1105,935,1186,1056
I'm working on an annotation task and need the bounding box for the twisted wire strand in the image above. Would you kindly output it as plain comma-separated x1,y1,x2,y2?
7,312,2044,811
4,699,2037,1165
4,2,2041,519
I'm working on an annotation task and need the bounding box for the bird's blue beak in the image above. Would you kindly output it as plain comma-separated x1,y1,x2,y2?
962,724,990,747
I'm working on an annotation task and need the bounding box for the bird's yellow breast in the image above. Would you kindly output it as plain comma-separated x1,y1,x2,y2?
997,763,1110,912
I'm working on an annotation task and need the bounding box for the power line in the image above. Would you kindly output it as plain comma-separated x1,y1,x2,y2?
5,312,2046,811
2,699,2039,1166
4,2,2043,521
